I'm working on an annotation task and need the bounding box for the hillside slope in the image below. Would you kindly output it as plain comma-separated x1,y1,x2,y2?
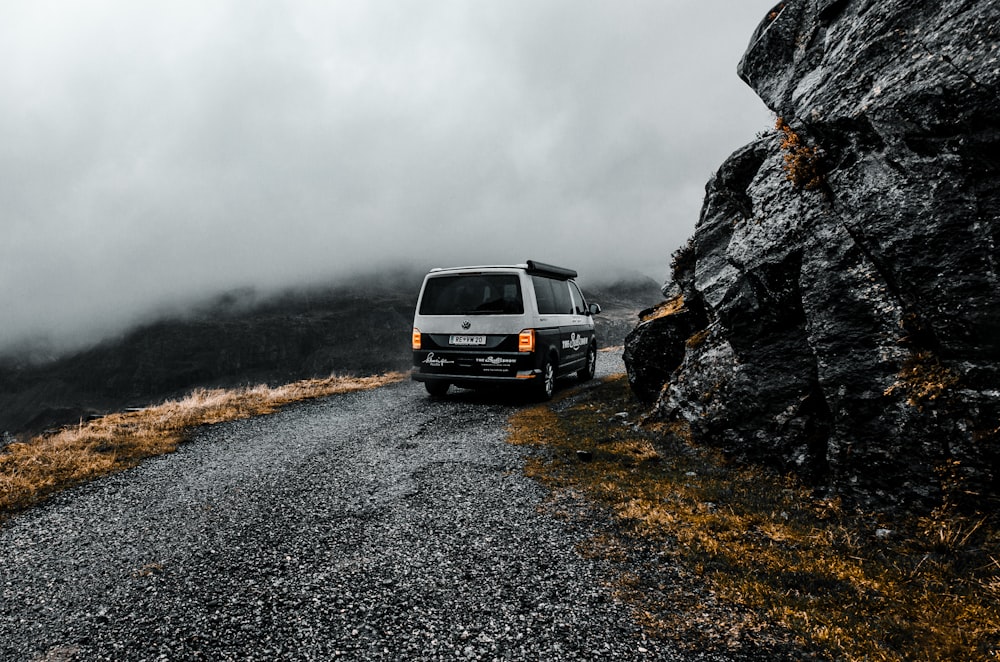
1,273,657,439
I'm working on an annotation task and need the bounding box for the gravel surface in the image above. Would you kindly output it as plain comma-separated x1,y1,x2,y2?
1,352,732,661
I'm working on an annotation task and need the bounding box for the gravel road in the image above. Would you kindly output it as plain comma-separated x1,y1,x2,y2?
1,353,730,661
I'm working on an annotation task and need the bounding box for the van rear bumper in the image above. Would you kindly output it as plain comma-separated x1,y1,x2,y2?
411,349,539,384
411,370,540,384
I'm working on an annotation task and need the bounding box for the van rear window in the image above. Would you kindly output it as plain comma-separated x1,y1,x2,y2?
419,274,524,315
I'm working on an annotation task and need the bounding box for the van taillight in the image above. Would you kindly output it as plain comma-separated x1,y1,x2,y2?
518,329,535,353
412,328,422,350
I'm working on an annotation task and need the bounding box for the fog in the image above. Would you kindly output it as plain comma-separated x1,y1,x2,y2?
0,0,775,355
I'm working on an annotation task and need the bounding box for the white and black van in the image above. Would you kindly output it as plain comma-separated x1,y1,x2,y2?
411,260,601,399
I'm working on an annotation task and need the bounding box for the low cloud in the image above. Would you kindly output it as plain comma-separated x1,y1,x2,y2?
0,0,774,354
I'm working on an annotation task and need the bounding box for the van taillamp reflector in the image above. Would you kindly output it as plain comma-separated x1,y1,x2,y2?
412,328,422,350
518,329,535,353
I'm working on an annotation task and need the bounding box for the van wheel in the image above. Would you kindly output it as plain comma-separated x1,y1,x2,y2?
425,381,450,397
578,344,597,382
534,358,556,401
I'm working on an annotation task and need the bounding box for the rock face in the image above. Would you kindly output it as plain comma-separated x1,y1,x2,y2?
625,0,1000,508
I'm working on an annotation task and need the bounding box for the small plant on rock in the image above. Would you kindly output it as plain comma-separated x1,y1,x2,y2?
776,117,824,191
883,350,959,408
670,236,696,281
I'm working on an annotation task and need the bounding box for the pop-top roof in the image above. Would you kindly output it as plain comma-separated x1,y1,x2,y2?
428,260,577,281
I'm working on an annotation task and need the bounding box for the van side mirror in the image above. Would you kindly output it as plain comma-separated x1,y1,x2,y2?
588,303,602,316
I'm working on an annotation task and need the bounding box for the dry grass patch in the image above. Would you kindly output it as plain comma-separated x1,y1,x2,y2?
883,350,959,407
777,116,824,191
640,295,685,323
508,375,1000,660
1,373,405,518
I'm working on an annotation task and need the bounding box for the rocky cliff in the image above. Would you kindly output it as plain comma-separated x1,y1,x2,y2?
625,0,1000,509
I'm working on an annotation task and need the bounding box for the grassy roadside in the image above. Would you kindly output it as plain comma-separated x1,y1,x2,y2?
508,374,1000,661
0,373,405,519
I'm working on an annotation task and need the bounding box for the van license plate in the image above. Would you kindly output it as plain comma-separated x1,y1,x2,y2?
449,335,486,346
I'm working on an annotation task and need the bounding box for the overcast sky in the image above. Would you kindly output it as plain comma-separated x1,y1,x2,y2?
1,0,776,354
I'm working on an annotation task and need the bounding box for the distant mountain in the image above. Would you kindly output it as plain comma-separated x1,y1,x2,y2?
0,271,658,439
584,276,665,349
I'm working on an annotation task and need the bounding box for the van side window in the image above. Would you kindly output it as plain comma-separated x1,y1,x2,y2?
531,275,573,315
553,280,573,313
531,276,556,315
569,281,586,315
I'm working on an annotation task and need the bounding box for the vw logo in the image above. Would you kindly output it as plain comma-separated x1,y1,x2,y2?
462,320,471,330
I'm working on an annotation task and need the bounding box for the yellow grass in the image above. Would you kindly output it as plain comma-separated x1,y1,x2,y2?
640,295,685,323
777,116,824,191
0,373,405,518
508,375,1000,660
883,350,959,407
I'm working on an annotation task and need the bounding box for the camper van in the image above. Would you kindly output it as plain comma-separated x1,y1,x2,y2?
411,260,600,399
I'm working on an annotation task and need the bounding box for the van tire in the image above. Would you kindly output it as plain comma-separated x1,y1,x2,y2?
534,357,556,401
425,381,450,397
578,344,597,382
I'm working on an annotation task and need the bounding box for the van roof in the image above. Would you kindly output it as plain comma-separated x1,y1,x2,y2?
428,260,578,281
